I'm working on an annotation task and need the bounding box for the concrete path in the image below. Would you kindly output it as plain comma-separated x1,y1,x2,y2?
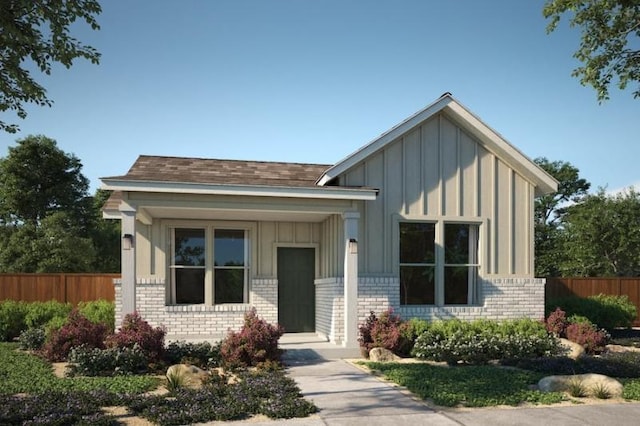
207,335,640,425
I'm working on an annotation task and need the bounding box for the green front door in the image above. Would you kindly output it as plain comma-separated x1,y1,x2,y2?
277,247,315,332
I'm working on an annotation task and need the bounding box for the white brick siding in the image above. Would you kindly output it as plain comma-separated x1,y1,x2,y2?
115,275,544,343
113,277,279,340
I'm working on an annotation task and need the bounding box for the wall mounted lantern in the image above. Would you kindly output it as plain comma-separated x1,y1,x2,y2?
122,233,134,250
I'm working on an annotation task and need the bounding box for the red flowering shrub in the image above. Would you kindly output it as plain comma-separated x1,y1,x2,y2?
42,309,108,361
106,312,166,362
358,309,412,357
565,322,609,354
220,308,284,368
545,307,569,336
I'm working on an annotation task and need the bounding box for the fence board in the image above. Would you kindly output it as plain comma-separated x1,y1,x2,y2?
0,274,118,304
546,277,640,327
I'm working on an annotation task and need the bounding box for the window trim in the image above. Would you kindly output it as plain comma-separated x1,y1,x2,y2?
164,220,256,306
395,215,485,307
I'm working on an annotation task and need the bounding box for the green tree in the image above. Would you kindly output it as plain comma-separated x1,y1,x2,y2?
0,135,90,225
534,157,590,276
0,0,102,133
0,136,120,272
560,188,640,276
544,0,640,101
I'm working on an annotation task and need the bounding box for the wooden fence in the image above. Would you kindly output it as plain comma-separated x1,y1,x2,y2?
0,274,118,305
546,277,640,326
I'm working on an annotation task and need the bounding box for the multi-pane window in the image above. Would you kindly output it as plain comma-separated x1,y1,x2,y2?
400,222,479,306
170,228,205,304
170,227,248,305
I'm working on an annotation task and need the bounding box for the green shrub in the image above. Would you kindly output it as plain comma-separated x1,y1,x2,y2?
106,312,166,363
412,318,562,364
164,340,220,368
358,309,412,357
78,300,115,332
0,300,28,341
68,344,148,376
24,300,72,329
547,294,637,330
18,327,46,350
220,308,283,368
42,309,109,362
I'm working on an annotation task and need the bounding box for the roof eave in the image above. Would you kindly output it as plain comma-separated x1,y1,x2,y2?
100,178,378,201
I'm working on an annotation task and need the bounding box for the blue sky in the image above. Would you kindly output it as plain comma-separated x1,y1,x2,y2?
0,0,637,194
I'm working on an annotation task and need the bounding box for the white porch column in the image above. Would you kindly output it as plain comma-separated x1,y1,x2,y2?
342,211,359,348
120,203,137,316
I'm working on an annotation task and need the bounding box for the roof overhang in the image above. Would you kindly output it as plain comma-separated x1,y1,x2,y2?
317,94,558,197
101,178,378,201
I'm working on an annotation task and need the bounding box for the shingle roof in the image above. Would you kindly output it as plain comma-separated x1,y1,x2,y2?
105,155,332,188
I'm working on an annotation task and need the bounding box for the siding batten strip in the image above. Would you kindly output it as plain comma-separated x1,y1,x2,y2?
474,143,480,217
509,169,515,275
438,115,444,216
492,156,498,274
456,127,462,216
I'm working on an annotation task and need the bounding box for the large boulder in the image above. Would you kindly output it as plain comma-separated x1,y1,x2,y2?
369,347,401,362
166,364,208,388
559,338,586,360
538,374,623,397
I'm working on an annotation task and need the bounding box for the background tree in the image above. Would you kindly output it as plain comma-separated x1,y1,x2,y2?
560,189,640,276
534,157,590,276
0,136,119,272
0,135,90,225
0,0,102,133
544,0,640,101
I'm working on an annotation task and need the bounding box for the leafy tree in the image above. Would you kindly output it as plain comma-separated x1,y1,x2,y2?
534,157,590,276
560,188,640,276
0,135,90,225
0,0,102,133
0,136,119,272
544,0,640,101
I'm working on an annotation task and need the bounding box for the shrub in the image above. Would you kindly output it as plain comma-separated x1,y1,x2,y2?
164,340,220,368
106,312,166,363
565,322,609,354
547,294,637,330
18,327,46,350
0,300,28,341
358,309,412,357
220,308,283,368
24,300,72,329
42,309,108,362
502,351,640,378
545,307,568,336
412,318,562,364
68,344,148,376
78,300,115,332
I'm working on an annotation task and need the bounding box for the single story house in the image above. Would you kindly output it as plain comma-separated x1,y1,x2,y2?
101,93,557,348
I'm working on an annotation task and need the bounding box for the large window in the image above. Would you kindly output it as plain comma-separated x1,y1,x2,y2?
400,222,479,306
170,227,249,305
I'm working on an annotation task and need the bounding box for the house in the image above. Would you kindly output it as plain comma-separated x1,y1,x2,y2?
101,93,557,348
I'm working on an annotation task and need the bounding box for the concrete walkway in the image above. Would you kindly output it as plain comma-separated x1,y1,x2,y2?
210,334,640,425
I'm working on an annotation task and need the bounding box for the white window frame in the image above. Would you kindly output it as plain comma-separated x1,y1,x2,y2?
165,221,254,305
397,216,483,306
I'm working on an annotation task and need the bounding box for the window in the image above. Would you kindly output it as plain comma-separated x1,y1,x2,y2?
170,228,205,304
170,226,249,305
399,222,479,306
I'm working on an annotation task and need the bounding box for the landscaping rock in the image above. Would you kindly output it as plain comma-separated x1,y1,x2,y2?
559,338,586,359
538,373,623,397
606,344,640,353
166,364,208,388
369,347,401,362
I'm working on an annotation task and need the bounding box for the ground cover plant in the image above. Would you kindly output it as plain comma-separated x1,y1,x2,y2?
363,361,566,407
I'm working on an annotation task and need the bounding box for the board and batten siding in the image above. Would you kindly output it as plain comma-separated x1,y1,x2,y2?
340,112,535,277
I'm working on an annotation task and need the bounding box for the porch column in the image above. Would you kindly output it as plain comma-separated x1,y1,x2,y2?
342,211,359,348
120,203,137,316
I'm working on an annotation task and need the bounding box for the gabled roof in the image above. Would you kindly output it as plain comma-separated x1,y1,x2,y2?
317,93,558,196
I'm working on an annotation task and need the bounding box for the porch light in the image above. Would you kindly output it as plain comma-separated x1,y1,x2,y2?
122,233,134,250
349,238,358,254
